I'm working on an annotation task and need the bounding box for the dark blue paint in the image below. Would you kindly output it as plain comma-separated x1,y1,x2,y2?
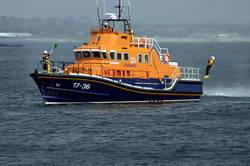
31,73,202,103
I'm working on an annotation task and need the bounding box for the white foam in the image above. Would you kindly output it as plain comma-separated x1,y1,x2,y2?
204,87,250,97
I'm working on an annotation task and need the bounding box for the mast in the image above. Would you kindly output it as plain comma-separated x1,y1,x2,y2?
117,0,122,20
97,0,131,33
96,0,101,26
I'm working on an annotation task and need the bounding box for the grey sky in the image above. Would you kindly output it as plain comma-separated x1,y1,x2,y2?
1,0,250,24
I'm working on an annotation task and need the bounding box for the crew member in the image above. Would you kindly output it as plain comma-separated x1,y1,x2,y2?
103,22,109,29
42,50,51,73
204,56,215,79
103,22,113,32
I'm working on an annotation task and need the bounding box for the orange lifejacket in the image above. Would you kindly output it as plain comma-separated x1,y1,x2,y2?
208,59,215,65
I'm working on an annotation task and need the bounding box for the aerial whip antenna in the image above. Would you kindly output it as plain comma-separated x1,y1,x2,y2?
102,0,106,14
127,0,131,21
121,0,126,18
128,0,131,9
118,0,122,20
96,0,101,26
49,43,58,56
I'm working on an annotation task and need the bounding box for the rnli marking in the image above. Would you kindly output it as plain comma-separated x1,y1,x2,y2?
73,82,90,90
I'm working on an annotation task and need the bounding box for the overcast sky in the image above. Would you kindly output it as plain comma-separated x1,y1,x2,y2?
1,0,250,24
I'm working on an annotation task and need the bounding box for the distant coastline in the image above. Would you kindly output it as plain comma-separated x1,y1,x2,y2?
1,36,250,43
0,37,82,43
1,15,250,42
155,36,250,43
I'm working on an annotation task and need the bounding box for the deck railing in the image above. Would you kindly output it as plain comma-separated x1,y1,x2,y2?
180,67,200,81
36,61,149,79
37,61,74,74
132,37,168,61
37,61,201,81
37,61,107,75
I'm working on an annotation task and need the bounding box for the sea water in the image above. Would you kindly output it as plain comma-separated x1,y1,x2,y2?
0,40,249,165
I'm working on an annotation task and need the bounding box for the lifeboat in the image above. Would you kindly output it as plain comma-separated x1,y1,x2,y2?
30,0,202,104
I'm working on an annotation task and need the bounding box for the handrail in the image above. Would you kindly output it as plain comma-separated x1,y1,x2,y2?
36,60,151,79
180,67,200,81
37,61,107,74
170,67,180,79
132,37,169,61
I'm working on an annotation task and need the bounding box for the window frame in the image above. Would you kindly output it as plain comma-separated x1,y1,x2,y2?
74,51,83,60
138,54,142,63
124,53,129,61
102,51,107,59
144,54,148,64
110,51,116,60
82,51,91,58
92,51,101,58
117,52,122,60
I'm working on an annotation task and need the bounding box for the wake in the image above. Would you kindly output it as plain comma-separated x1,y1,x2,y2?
204,87,250,98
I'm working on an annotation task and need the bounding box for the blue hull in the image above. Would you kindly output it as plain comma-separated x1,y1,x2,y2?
30,73,203,104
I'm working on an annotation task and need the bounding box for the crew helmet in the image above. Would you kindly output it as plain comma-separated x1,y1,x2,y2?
43,50,48,54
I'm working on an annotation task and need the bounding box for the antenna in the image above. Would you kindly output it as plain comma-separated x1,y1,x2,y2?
117,0,122,20
102,0,106,14
96,0,132,32
96,0,101,26
115,0,129,20
127,0,131,21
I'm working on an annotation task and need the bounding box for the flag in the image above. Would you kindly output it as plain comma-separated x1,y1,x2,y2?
53,43,58,49
50,43,58,55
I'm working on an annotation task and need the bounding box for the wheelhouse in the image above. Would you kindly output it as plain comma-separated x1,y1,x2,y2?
74,50,107,60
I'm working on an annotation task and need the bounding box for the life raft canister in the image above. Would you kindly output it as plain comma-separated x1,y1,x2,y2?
163,53,171,63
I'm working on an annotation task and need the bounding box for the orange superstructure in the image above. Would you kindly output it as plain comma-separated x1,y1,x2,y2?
65,25,181,81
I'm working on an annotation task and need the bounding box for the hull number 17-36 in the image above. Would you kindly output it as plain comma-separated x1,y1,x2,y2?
73,82,91,90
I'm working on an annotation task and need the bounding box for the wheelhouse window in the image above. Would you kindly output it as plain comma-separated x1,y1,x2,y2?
74,51,82,60
110,52,116,60
102,52,107,59
144,54,148,64
138,54,142,63
82,51,91,58
92,51,101,58
124,53,129,61
117,53,122,60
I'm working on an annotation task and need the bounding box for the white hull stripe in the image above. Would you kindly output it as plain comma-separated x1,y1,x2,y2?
47,87,109,96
